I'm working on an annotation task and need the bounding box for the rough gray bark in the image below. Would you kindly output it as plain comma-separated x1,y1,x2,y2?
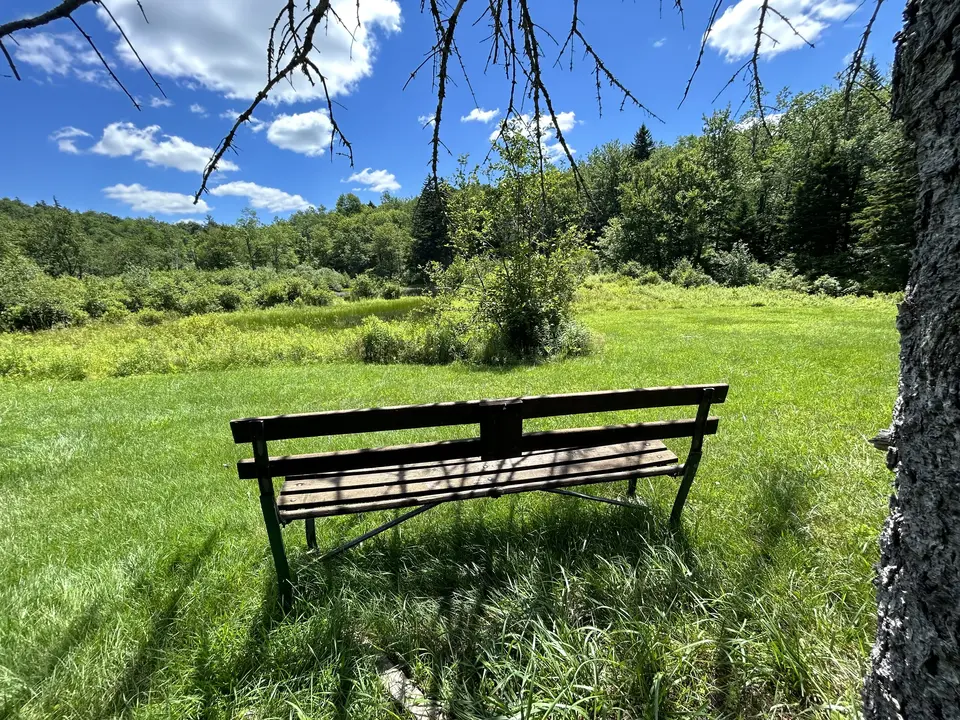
863,0,960,717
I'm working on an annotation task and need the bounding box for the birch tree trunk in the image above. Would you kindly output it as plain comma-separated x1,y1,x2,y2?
862,0,960,716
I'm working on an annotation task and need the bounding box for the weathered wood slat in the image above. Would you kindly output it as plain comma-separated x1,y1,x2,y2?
230,384,728,443
277,442,678,510
281,441,671,494
518,384,728,419
237,437,482,480
278,463,684,521
520,417,719,452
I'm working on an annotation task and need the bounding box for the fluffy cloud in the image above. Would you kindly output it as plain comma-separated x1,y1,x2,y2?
50,127,92,154
95,0,401,103
708,0,858,59
13,33,96,75
91,122,238,173
266,111,333,156
344,168,400,192
150,96,173,108
489,111,579,164
653,37,667,48
103,183,210,214
189,103,207,116
461,107,500,123
12,32,114,86
417,113,436,128
208,181,312,212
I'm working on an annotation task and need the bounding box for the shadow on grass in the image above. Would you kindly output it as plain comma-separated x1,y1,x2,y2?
710,463,817,716
228,491,704,716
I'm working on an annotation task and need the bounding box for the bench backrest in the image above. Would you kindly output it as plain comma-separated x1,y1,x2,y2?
232,384,728,480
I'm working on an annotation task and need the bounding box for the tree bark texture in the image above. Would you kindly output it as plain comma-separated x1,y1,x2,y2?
863,0,960,717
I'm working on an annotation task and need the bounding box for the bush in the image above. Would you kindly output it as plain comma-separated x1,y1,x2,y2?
381,281,403,300
136,309,166,326
557,320,594,357
668,258,714,288
301,287,336,307
763,266,809,292
811,274,843,296
710,242,770,286
178,287,222,315
357,316,408,363
1,271,88,332
216,286,246,311
348,273,384,301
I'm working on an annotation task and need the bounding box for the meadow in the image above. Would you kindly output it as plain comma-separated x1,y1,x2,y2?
0,280,899,719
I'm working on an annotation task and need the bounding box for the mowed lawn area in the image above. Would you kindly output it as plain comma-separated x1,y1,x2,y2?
0,287,899,719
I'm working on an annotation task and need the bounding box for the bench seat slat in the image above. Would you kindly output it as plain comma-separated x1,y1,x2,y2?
276,441,680,521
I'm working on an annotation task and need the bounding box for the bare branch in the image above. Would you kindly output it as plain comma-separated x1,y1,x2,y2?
68,14,140,109
843,0,885,114
0,39,20,80
0,0,93,39
95,0,165,97
680,0,724,107
767,5,815,48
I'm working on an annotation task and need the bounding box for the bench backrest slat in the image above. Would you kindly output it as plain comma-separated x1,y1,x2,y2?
230,384,728,443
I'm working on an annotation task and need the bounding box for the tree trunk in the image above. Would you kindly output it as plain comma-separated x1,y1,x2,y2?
862,0,960,717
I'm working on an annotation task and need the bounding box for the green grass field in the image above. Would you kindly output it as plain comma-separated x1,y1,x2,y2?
0,284,899,719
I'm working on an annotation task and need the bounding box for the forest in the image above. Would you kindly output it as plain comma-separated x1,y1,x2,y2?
0,68,913,337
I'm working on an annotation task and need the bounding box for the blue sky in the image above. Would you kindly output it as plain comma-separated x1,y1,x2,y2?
1,0,903,223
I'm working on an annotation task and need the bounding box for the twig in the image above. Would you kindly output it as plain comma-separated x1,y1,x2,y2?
68,13,140,109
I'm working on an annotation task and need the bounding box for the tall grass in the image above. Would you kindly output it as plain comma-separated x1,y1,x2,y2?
0,282,898,718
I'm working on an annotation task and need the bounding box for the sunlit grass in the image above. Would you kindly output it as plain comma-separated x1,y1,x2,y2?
0,284,898,718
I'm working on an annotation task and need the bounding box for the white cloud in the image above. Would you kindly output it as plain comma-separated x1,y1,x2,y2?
103,183,210,214
13,33,97,76
209,181,312,212
708,0,858,59
91,122,238,173
653,37,667,48
189,103,207,115
489,111,579,164
343,168,400,192
95,0,401,103
266,110,333,156
417,113,436,128
736,112,784,130
220,109,267,132
461,107,500,123
150,96,173,108
50,127,92,154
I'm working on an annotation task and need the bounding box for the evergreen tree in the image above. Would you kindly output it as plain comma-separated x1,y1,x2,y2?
409,176,452,280
631,124,654,162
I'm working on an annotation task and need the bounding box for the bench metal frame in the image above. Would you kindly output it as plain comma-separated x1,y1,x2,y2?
234,384,725,606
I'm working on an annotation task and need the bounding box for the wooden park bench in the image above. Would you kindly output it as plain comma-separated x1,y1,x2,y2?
231,383,728,604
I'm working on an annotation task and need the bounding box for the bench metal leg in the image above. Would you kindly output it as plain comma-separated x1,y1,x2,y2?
546,488,644,510
260,494,293,608
318,503,439,562
305,518,317,550
627,477,638,497
669,451,701,528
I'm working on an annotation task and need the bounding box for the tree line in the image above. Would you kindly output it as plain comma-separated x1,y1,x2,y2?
0,68,914,332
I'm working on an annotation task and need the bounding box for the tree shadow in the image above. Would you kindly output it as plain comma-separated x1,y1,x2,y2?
104,530,220,718
710,463,816,716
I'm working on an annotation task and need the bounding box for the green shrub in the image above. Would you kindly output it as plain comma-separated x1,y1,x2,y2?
812,274,843,296
763,266,809,292
357,316,408,363
349,273,383,301
710,242,770,286
668,258,714,288
136,309,166,326
216,286,246,311
2,273,88,331
557,320,594,357
178,287,222,315
301,287,336,307
381,281,403,300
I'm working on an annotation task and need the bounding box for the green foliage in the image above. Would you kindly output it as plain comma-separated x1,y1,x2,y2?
348,272,383,301
409,176,453,281
811,274,843,296
763,265,811,293
710,242,771,287
668,258,715,288
631,123,655,162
